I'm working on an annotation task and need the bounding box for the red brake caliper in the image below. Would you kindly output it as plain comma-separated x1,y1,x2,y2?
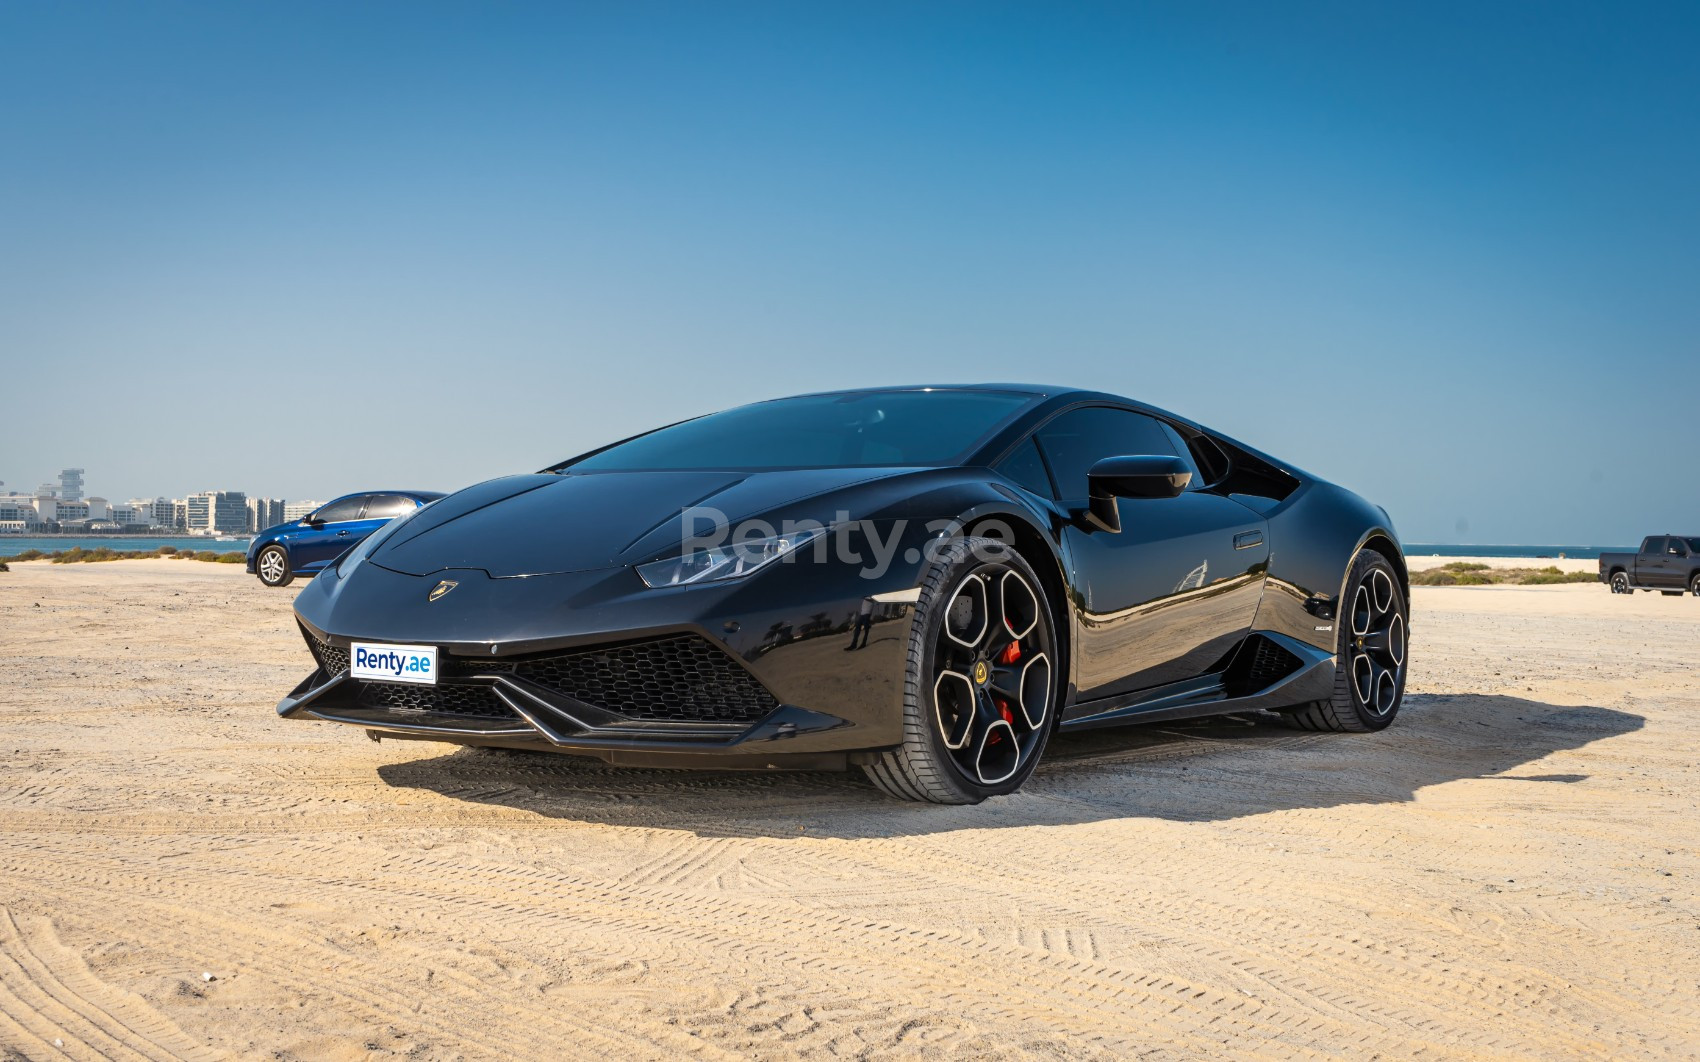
992,640,1021,731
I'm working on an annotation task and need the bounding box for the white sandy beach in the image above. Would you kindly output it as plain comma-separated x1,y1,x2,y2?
1,558,1696,1059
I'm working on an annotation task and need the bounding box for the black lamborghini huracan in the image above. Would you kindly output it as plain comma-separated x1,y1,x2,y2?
280,385,1408,803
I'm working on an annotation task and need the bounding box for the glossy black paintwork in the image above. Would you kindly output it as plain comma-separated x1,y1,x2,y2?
283,384,1405,766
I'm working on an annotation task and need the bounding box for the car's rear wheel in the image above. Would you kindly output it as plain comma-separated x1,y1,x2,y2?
256,545,294,587
1610,571,1630,594
1691,573,1700,597
862,537,1059,804
1281,551,1407,732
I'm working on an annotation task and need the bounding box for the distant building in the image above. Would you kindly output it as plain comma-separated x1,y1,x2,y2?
129,497,177,529
284,500,324,522
171,500,188,530
53,500,91,526
58,468,85,502
186,491,249,535
247,497,285,532
0,494,43,530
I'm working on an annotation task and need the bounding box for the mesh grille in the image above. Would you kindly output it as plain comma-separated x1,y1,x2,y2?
516,635,777,724
306,633,775,725
356,681,515,719
1242,637,1303,687
312,640,350,676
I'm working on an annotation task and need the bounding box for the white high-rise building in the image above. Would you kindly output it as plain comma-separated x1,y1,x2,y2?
284,500,324,522
247,497,285,532
186,491,249,535
58,468,85,502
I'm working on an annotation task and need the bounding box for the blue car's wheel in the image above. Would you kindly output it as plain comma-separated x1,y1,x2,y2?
256,545,294,588
863,537,1059,804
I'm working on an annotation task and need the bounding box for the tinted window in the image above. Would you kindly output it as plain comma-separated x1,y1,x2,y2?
363,494,418,520
995,438,1054,498
1644,537,1667,555
1035,407,1179,506
313,497,366,523
569,391,1035,471
1669,539,1688,556
1157,422,1203,489
1687,538,1700,553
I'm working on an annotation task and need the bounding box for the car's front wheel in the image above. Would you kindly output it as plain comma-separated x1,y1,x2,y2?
1281,551,1408,732
256,545,294,588
862,537,1059,804
1691,573,1700,597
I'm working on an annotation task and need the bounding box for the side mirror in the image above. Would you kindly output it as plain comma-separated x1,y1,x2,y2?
1085,455,1192,533
302,516,323,527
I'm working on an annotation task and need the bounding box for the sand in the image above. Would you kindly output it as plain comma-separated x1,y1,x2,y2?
1,558,1696,1059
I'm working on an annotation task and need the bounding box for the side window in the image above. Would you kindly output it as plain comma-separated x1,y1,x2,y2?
1644,537,1667,555
313,497,367,523
995,438,1054,498
1156,422,1203,490
1035,407,1179,507
1669,539,1688,556
363,494,418,520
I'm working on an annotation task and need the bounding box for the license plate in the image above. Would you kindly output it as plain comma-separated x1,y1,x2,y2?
349,642,438,685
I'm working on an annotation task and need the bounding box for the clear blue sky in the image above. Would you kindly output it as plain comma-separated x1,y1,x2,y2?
2,2,1695,544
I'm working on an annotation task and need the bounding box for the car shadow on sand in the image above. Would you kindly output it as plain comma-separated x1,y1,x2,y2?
374,693,1642,839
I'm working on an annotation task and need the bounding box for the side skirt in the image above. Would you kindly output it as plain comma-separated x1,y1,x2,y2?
1059,632,1335,732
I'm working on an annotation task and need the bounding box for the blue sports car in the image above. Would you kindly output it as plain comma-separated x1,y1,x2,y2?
248,491,444,587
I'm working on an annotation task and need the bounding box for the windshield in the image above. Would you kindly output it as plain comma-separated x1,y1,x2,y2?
565,390,1036,472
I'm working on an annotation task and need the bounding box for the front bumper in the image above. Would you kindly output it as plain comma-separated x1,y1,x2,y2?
279,540,935,768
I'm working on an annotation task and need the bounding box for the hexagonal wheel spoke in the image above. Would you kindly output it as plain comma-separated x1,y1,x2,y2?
1347,566,1406,717
930,562,1055,789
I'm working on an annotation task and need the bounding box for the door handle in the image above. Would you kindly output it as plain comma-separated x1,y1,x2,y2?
1233,530,1263,550
337,530,350,537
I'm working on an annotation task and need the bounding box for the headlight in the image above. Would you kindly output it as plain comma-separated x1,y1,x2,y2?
637,527,825,588
335,502,431,578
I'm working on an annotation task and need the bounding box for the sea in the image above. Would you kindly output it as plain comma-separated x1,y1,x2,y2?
1404,544,1632,560
0,535,249,558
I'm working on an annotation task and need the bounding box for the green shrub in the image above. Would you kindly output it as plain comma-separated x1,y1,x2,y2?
0,560,9,572
9,549,44,562
1521,570,1597,585
1440,561,1491,572
1412,570,1457,586
214,552,245,563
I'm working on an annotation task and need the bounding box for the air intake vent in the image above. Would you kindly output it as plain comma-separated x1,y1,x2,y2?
1230,636,1305,691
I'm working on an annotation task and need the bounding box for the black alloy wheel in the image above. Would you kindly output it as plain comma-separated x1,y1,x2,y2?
256,545,294,588
863,537,1059,804
1610,572,1630,594
1282,552,1408,732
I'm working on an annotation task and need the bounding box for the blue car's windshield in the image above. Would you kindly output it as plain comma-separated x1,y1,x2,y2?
566,390,1037,472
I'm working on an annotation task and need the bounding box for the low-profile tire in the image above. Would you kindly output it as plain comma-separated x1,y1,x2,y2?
862,536,1060,804
256,545,294,588
1610,571,1630,594
1280,550,1408,733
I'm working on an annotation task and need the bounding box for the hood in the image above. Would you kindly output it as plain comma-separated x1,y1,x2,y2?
369,467,917,578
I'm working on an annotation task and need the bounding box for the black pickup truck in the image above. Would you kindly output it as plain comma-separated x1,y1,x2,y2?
1599,536,1700,596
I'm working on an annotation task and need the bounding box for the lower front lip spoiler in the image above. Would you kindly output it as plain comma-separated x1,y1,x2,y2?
277,668,852,753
